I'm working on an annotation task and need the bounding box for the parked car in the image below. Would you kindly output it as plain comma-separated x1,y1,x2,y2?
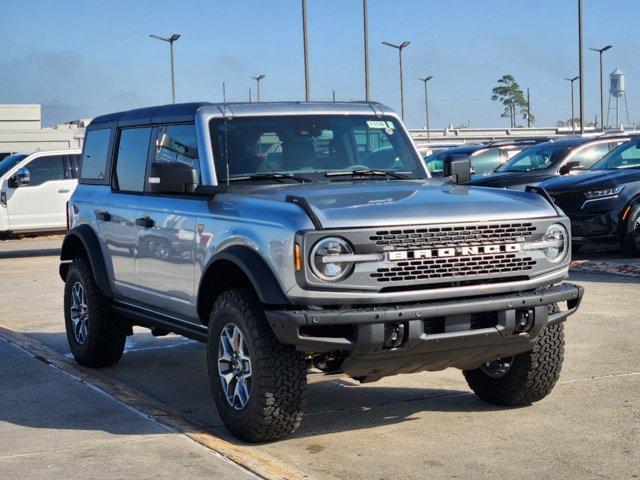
59,101,582,442
468,134,634,189
0,149,82,238
542,136,640,255
424,138,551,176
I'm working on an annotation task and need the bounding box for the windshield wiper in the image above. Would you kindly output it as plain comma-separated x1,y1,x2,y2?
325,169,411,180
228,173,313,183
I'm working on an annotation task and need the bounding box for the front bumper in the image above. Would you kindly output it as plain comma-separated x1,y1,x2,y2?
266,282,584,379
569,209,621,243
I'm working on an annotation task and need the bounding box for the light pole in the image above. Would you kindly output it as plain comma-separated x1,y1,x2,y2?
363,0,370,101
577,0,585,134
301,0,311,101
251,74,266,102
418,76,433,141
589,45,613,131
564,76,580,133
150,33,181,104
382,41,411,120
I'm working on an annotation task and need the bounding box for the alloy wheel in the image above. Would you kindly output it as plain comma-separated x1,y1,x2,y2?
218,323,252,410
480,356,514,379
69,281,89,344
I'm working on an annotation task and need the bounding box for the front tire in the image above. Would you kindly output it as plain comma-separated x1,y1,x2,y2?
621,207,640,256
463,323,565,406
207,289,307,442
64,257,126,367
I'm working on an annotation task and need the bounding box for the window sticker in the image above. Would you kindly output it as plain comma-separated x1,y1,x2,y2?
366,120,388,129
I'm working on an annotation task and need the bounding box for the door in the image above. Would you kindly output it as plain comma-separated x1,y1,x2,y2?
100,127,152,300
6,153,71,231
134,124,203,318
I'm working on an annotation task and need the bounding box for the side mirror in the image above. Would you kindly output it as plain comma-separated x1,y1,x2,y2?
559,160,583,175
443,154,472,184
148,162,199,194
10,167,30,188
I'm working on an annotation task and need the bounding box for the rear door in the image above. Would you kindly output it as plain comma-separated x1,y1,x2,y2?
134,124,203,318
6,153,68,231
100,127,153,300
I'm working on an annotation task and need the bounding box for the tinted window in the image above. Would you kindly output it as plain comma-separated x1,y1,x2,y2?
0,154,27,178
471,149,501,174
115,128,152,192
569,143,611,169
81,129,111,180
69,154,82,179
154,124,200,179
497,144,571,172
26,155,65,186
210,115,425,181
593,139,640,170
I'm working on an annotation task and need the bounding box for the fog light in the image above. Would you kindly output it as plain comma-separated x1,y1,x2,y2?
514,308,535,334
383,322,406,349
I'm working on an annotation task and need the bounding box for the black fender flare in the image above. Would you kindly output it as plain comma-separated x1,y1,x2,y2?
59,224,113,297
199,245,289,307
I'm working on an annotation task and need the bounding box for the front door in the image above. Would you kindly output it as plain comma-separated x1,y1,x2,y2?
6,154,74,231
134,124,203,319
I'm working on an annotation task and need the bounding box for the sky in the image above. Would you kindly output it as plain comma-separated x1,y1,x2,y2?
2,0,639,129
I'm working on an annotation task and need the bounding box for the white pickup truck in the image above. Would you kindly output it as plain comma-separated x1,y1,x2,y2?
0,149,81,238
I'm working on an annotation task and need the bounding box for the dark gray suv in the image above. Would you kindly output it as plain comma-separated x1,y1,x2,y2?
59,101,583,441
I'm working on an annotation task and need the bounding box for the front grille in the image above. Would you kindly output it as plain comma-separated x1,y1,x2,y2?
369,222,535,249
552,193,584,213
371,253,536,283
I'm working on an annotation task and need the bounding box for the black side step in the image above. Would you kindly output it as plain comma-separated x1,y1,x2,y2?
112,301,207,343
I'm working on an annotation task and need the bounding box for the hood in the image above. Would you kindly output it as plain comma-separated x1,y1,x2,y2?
542,168,640,193
234,180,558,228
469,171,554,188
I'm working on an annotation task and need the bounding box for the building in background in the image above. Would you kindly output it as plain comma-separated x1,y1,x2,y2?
0,105,88,160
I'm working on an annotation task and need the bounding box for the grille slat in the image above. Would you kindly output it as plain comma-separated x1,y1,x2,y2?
552,193,584,213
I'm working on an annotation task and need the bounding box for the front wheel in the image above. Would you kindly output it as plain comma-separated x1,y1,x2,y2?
621,207,640,256
463,323,565,406
207,289,307,442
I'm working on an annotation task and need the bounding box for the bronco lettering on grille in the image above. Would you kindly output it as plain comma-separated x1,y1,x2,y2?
388,243,521,261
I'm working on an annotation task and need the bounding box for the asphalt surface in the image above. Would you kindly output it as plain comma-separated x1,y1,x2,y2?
0,238,638,479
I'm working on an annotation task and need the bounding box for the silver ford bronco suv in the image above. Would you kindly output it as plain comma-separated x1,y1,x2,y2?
59,101,583,442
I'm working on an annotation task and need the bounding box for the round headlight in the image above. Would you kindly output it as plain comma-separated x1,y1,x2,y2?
543,223,568,263
310,237,354,282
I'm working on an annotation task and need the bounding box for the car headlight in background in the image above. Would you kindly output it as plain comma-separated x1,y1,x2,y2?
542,223,568,263
310,237,354,282
584,186,623,200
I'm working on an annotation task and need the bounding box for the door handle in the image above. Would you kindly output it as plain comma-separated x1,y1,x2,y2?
96,211,111,222
58,188,71,193
135,216,155,228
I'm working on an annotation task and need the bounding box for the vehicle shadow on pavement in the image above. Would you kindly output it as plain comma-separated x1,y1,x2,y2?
12,330,508,441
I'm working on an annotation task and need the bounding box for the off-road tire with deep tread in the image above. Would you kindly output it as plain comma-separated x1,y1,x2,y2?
64,256,126,367
207,289,308,442
463,323,565,406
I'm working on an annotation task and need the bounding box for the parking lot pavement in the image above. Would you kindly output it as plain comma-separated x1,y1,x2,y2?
0,237,62,258
572,248,640,277
1,252,638,479
0,338,255,480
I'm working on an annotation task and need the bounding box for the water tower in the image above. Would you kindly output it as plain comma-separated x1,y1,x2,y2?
607,68,630,128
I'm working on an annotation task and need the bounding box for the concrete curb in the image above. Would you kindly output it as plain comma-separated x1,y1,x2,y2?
0,325,311,480
570,260,640,278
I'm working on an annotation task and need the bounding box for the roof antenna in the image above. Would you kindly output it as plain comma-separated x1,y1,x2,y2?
222,81,230,188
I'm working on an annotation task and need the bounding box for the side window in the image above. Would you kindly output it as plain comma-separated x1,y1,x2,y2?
154,124,200,179
571,143,610,169
115,127,152,192
472,150,501,173
26,155,65,186
80,129,111,181
69,154,82,179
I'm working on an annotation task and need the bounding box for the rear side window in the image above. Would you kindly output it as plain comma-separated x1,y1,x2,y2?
115,127,152,192
26,155,65,186
81,129,111,181
68,154,82,179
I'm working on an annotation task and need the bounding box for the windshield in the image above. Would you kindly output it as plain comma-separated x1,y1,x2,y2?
210,115,426,182
496,144,570,172
592,139,640,170
0,154,27,178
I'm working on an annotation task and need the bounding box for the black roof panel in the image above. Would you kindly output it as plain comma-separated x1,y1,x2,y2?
90,102,214,127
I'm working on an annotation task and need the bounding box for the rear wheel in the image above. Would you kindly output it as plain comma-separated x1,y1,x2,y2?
207,289,307,442
621,207,640,256
64,257,126,367
463,323,564,406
